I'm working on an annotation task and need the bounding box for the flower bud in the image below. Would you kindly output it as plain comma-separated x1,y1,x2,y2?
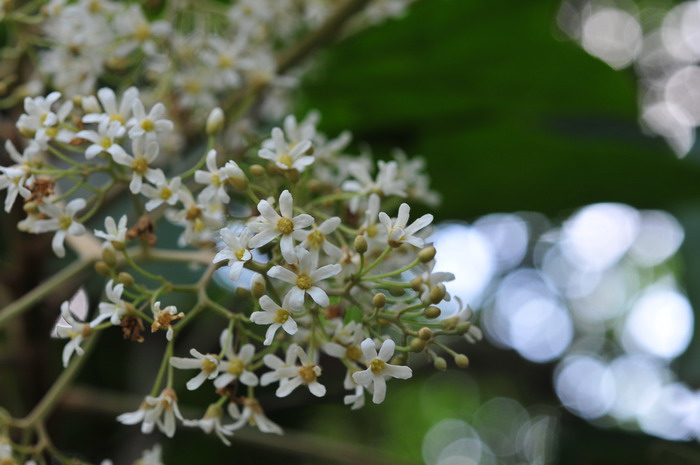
206,107,224,135
118,272,134,287
456,321,471,334
354,235,368,254
251,273,266,298
236,287,250,298
372,293,386,308
410,337,426,352
424,306,441,319
419,246,436,263
391,353,407,365
250,165,265,177
410,276,423,292
111,240,125,251
441,317,458,330
389,287,406,297
285,169,300,183
418,327,433,341
94,261,110,276
433,356,447,371
225,160,248,191
102,247,117,267
430,284,446,304
454,354,470,368
23,201,38,214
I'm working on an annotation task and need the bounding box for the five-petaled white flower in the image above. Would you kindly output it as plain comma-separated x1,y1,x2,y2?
75,119,126,159
183,404,234,446
94,215,128,250
213,329,259,389
267,344,326,398
248,190,313,264
150,301,184,341
268,247,341,309
127,99,174,139
251,294,299,345
213,227,252,281
170,349,220,391
378,202,433,248
258,127,314,172
294,216,343,259
194,149,246,203
94,279,128,325
32,198,87,258
83,86,139,126
55,299,97,367
117,388,183,438
352,338,412,404
227,398,282,435
140,171,183,211
112,135,163,194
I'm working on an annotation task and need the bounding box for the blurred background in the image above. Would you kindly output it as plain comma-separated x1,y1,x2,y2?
5,0,700,463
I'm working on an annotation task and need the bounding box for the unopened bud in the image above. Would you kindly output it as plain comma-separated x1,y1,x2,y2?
236,287,250,298
410,337,426,352
354,235,368,254
251,273,266,298
456,322,471,334
430,284,446,304
424,306,441,319
441,317,458,330
418,327,433,341
206,107,224,135
111,240,125,251
419,246,436,263
372,293,386,308
391,353,407,365
118,272,134,287
389,287,406,297
95,261,110,276
454,354,470,368
23,201,38,214
433,357,447,371
101,247,117,267
285,169,300,183
410,276,423,292
250,165,265,177
225,161,248,191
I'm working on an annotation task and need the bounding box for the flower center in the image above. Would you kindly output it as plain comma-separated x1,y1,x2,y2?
370,358,386,374
367,224,378,238
218,55,234,68
134,24,150,42
299,365,319,383
110,113,125,124
277,217,294,234
227,357,244,375
201,356,218,373
184,80,203,95
346,345,362,362
274,309,289,324
58,215,72,230
296,273,312,290
235,249,246,260
308,230,325,248
278,153,293,168
140,119,155,132
211,173,222,187
186,205,201,221
45,127,58,138
100,137,112,149
132,157,149,174
160,186,172,200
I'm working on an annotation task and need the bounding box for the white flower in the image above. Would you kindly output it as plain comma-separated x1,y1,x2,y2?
112,135,163,194
323,321,365,362
134,444,163,465
260,342,299,386
194,149,246,203
0,166,32,213
378,203,433,248
213,227,252,281
140,171,183,211
75,119,126,159
342,160,407,212
170,349,220,391
343,369,366,410
165,188,224,246
94,279,128,325
54,299,97,367
227,398,282,435
183,404,234,446
213,329,258,389
127,99,174,140
32,198,87,258
269,344,326,398
251,294,299,345
94,215,128,249
83,86,139,126
150,302,184,341
113,4,170,57
248,190,313,264
258,127,314,172
268,247,341,309
352,338,412,404
293,216,343,259
117,388,184,438
417,262,454,303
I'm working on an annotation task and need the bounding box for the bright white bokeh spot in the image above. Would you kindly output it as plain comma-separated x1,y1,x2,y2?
510,298,573,363
562,203,640,272
473,214,529,273
433,223,495,310
581,7,642,69
629,210,684,267
641,100,695,156
638,383,698,440
664,65,700,126
423,419,482,465
569,264,639,324
623,287,694,359
555,356,615,419
607,355,667,422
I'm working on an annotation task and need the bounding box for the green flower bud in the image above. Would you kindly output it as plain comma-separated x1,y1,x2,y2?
354,235,368,254
419,246,436,263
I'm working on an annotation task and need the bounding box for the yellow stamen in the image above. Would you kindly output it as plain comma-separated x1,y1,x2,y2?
277,217,293,234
